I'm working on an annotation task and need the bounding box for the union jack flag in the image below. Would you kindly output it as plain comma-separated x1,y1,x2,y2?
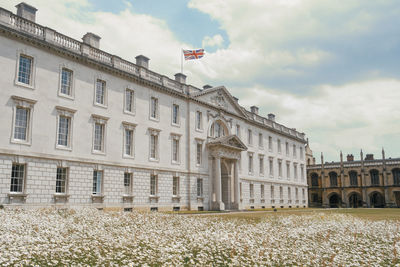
183,49,205,60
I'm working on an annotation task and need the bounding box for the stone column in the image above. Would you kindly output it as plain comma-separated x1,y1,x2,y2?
383,171,391,207
232,160,240,210
361,172,368,207
214,156,224,210
341,172,347,207
321,173,328,208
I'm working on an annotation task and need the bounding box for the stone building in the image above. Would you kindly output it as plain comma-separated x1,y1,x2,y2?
0,3,308,210
307,149,400,208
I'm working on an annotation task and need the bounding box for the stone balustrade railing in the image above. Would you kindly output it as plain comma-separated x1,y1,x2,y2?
0,7,185,94
244,110,306,141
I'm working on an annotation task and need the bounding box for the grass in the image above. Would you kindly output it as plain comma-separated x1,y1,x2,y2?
213,208,400,221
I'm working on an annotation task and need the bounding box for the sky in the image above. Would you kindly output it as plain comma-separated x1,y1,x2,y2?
2,0,400,162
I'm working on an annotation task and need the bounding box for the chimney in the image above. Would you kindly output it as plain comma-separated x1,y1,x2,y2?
174,73,186,84
203,84,213,90
268,113,275,121
365,154,374,161
16,2,37,22
250,106,259,115
82,33,101,49
346,154,354,162
135,55,149,69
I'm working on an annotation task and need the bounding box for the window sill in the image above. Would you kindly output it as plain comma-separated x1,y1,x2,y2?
261,199,265,203
197,196,204,201
58,93,74,101
123,154,135,160
91,194,104,201
172,196,181,201
171,161,180,165
123,195,135,201
94,103,108,109
149,117,159,122
249,198,255,203
54,193,70,199
195,128,203,133
56,145,72,151
11,139,31,146
92,151,106,156
123,110,136,116
149,158,159,163
14,81,34,90
8,192,28,199
54,194,70,203
171,123,180,128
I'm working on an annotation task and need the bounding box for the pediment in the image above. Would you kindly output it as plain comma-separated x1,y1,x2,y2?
192,86,247,118
207,135,248,151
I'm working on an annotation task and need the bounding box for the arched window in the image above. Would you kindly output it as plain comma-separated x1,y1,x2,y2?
370,170,380,186
392,169,400,185
209,121,227,138
349,171,358,186
311,173,319,187
329,172,338,187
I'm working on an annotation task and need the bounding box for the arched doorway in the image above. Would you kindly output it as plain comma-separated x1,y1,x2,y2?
348,192,362,208
329,193,341,208
370,192,385,208
220,161,231,210
394,191,400,207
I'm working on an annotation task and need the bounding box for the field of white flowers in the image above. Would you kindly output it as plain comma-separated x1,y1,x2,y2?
0,208,399,266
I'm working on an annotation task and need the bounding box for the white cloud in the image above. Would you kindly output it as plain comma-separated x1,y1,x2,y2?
237,79,400,160
202,34,224,48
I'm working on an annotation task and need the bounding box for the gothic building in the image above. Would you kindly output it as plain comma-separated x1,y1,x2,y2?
307,150,400,208
0,4,308,210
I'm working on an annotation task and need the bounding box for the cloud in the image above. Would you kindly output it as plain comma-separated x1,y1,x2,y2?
236,78,400,161
202,34,224,48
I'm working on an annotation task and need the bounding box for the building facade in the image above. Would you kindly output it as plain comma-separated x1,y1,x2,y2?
0,3,308,210
307,150,400,208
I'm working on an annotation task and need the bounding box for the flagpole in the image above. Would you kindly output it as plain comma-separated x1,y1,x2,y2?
181,48,183,74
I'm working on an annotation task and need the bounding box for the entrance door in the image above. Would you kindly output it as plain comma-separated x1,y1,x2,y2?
348,193,362,208
370,192,385,208
329,194,340,208
221,161,231,210
394,192,400,207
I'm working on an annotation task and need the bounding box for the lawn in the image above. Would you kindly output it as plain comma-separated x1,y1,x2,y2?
214,208,400,221
0,208,399,266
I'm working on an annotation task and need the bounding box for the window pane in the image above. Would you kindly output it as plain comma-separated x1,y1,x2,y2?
61,69,72,95
96,80,105,104
18,55,32,84
10,164,24,193
150,134,157,159
93,171,102,194
125,89,134,112
124,173,132,195
196,143,202,165
150,175,157,195
151,97,158,118
173,105,179,124
56,167,67,193
197,178,203,197
94,123,103,151
14,108,28,140
173,176,179,196
125,129,133,155
58,116,70,146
